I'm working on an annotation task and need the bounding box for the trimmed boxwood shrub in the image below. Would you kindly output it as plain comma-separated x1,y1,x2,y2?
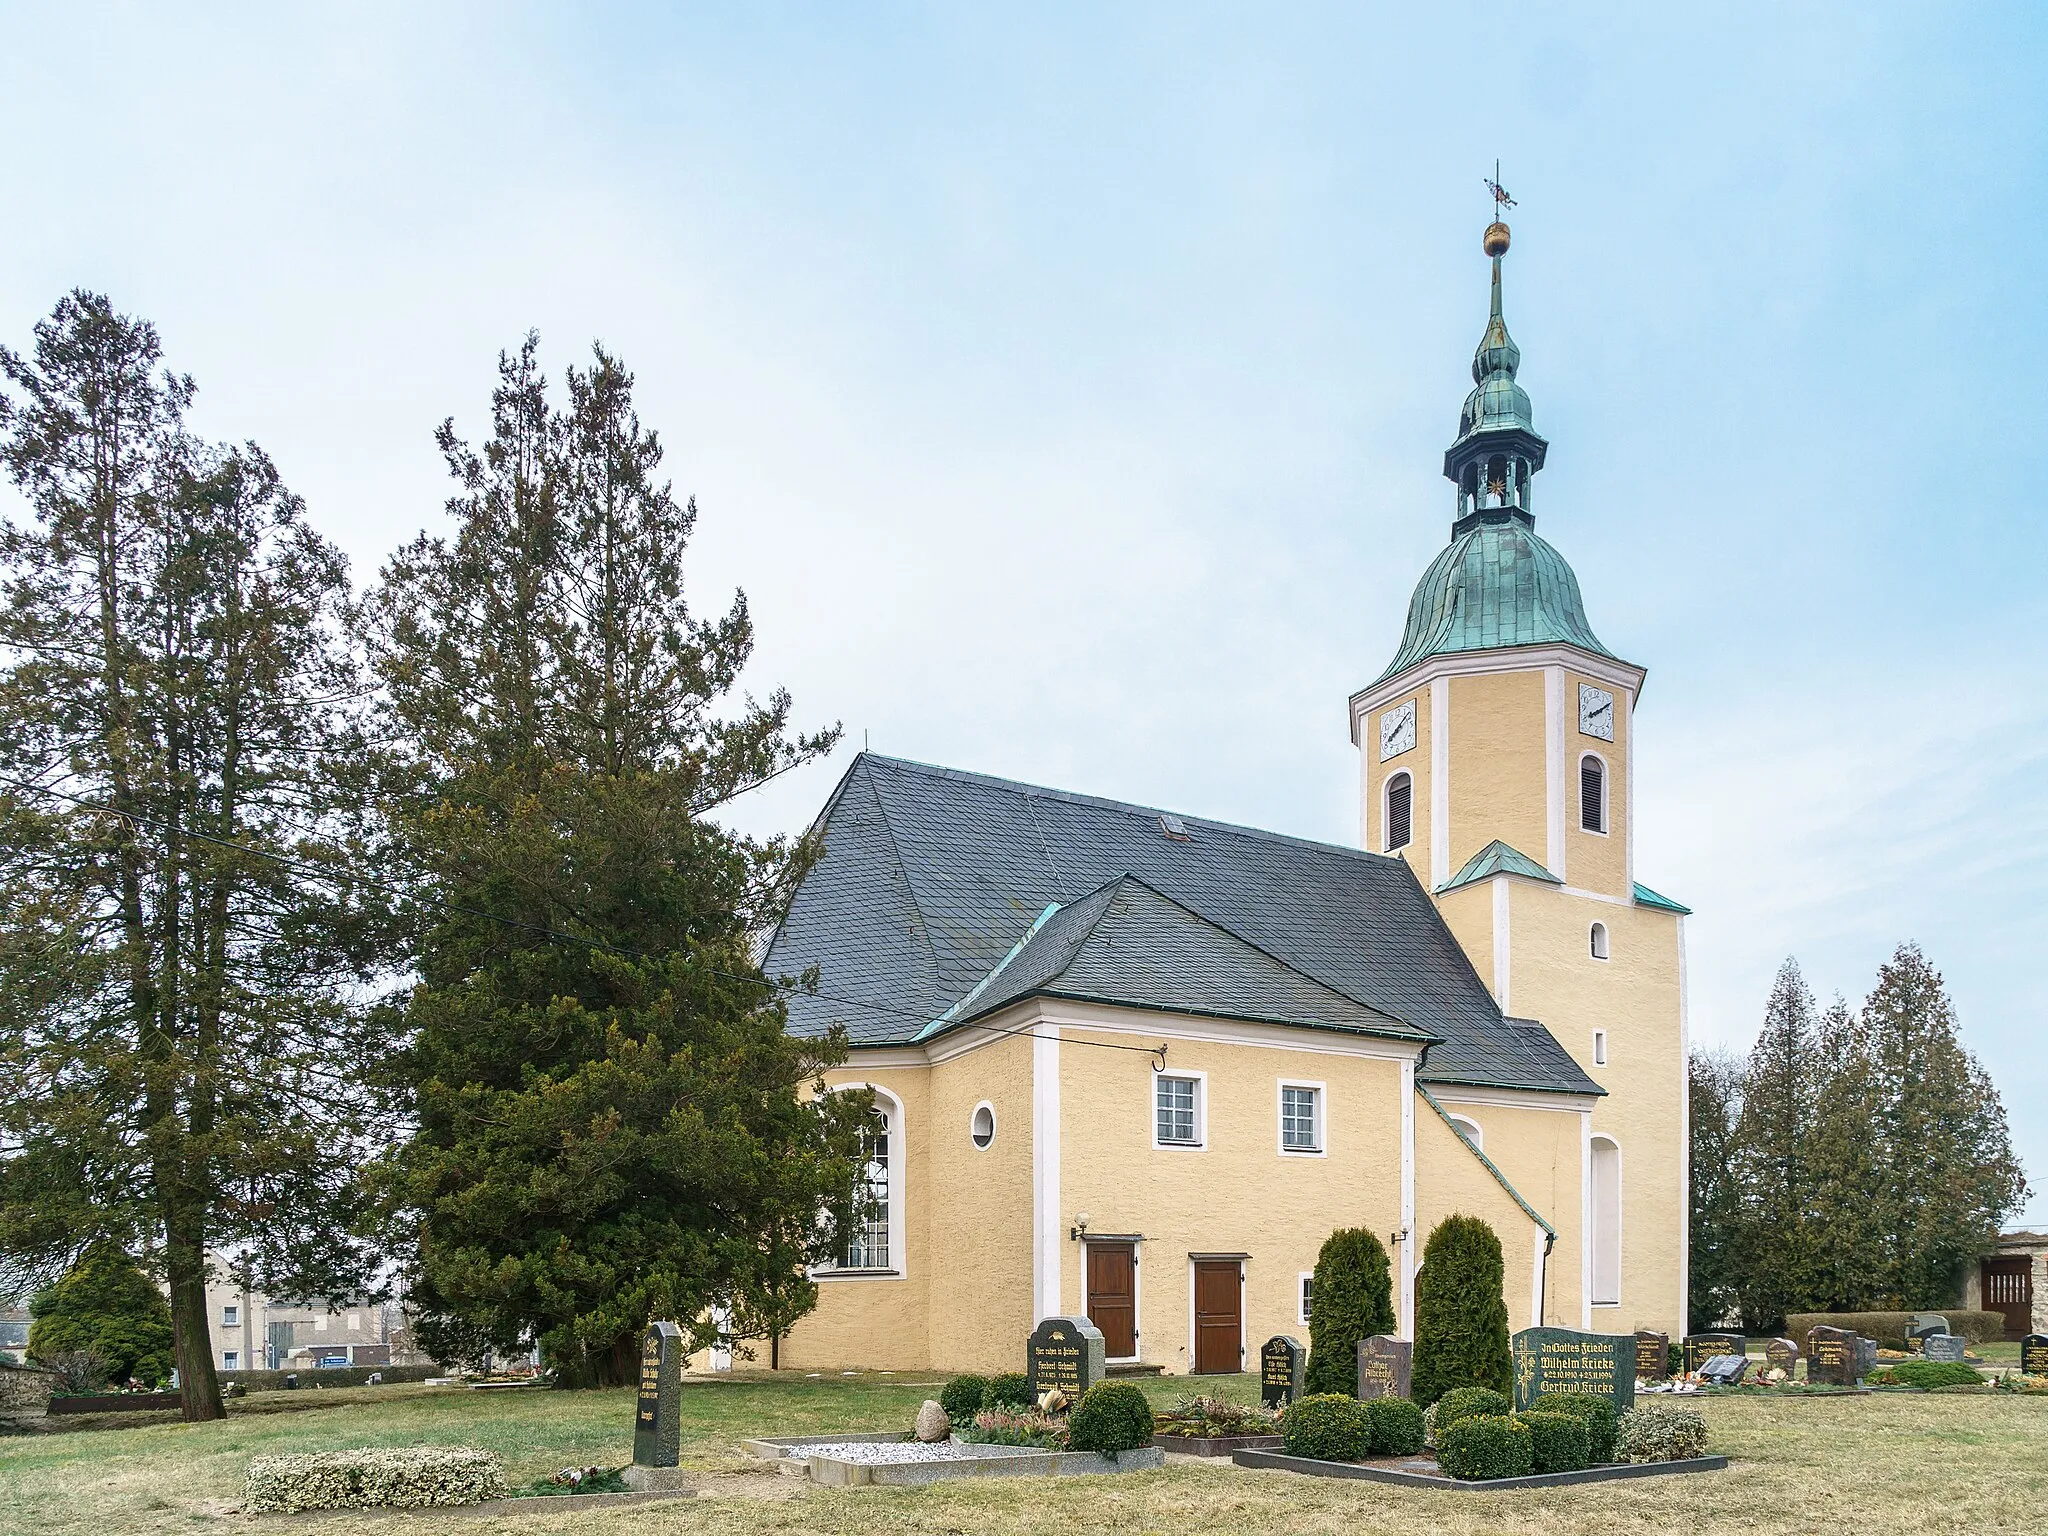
1614,1403,1707,1463
1432,1385,1511,1437
1304,1228,1396,1397
245,1447,507,1513
1410,1215,1512,1406
1873,1360,1985,1389
939,1374,989,1421
1520,1410,1590,1474
1436,1414,1532,1481
985,1371,1032,1407
1530,1391,1618,1464
1067,1380,1154,1455
1281,1393,1370,1461
1363,1395,1424,1455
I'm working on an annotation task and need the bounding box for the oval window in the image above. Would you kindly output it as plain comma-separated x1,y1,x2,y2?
970,1102,996,1149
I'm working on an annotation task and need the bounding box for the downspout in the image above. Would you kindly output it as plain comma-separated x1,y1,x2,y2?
1415,1083,1558,1325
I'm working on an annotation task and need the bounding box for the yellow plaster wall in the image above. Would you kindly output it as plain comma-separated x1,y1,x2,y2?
1447,671,1547,876
1563,669,1630,898
1433,881,1498,1004
1507,886,1685,1335
926,1035,1036,1370
1056,1025,1409,1374
1414,1095,1586,1330
1361,686,1429,871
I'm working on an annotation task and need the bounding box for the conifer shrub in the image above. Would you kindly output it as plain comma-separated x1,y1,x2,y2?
1530,1391,1618,1463
1066,1381,1154,1456
985,1371,1032,1407
1409,1214,1511,1406
1870,1360,1985,1389
1303,1227,1395,1396
1431,1385,1511,1437
939,1374,989,1421
1363,1395,1425,1455
1435,1414,1532,1481
1520,1410,1590,1473
1280,1393,1370,1461
1614,1403,1707,1463
26,1245,175,1387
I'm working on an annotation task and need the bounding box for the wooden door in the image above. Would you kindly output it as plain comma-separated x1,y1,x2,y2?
1192,1260,1242,1374
1983,1257,2033,1339
1086,1243,1137,1360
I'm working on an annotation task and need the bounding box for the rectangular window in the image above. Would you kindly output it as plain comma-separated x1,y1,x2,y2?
1155,1076,1199,1146
1299,1274,1314,1326
346,1311,359,1332
313,1314,328,1332
223,1351,239,1371
222,1305,239,1328
1592,1029,1608,1066
1280,1084,1322,1152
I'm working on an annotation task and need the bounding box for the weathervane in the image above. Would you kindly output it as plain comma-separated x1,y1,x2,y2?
1482,160,1514,257
1483,160,1515,213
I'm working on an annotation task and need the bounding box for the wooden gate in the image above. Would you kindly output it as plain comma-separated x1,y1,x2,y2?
1982,1256,2033,1340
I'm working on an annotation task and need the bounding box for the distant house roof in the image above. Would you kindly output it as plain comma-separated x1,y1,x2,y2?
764,753,1601,1096
1436,839,1561,894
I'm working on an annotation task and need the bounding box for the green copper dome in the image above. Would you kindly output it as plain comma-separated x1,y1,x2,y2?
1377,510,1612,682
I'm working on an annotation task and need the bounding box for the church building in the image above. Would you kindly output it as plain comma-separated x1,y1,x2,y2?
764,216,1689,1375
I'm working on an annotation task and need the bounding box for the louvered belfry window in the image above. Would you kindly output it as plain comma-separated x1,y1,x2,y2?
1386,772,1413,852
1580,756,1605,834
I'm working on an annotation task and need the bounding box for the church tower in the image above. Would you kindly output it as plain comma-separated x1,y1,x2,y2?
1348,210,1689,1333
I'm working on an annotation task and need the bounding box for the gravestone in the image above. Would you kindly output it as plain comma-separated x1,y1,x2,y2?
1805,1325,1859,1386
1027,1316,1104,1399
1634,1330,1669,1382
1355,1334,1412,1402
1699,1354,1749,1386
2021,1334,2048,1377
632,1321,683,1470
1683,1333,1745,1374
1856,1337,1878,1378
1765,1337,1800,1375
1921,1332,1967,1363
1511,1327,1635,1413
1261,1335,1305,1409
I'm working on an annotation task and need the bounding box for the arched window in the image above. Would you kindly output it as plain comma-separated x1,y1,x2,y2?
842,1108,891,1269
1447,1113,1483,1152
1590,1135,1621,1306
1579,754,1606,835
1589,922,1609,961
970,1102,996,1149
1385,771,1413,853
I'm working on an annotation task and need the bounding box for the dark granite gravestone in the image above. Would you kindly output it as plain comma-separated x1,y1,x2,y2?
1765,1337,1800,1375
1699,1354,1749,1386
1511,1327,1635,1413
1261,1335,1305,1409
1855,1337,1878,1378
1635,1331,1669,1381
1921,1332,1967,1363
1805,1325,1859,1386
2021,1334,2048,1377
1027,1316,1104,1398
1683,1333,1745,1374
632,1321,683,1469
1355,1334,1412,1402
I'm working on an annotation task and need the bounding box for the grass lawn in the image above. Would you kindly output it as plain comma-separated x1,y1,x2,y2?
6,1371,2048,1536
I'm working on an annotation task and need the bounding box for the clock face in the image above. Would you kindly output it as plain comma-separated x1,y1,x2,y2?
1579,683,1615,741
1379,699,1417,761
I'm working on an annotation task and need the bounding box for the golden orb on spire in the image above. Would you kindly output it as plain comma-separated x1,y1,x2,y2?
1483,221,1511,257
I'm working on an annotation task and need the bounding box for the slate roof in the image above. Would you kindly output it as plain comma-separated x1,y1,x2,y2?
1436,839,1561,895
764,753,1601,1096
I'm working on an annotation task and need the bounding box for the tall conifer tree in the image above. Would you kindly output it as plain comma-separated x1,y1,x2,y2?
1686,1048,1744,1330
1728,960,1819,1328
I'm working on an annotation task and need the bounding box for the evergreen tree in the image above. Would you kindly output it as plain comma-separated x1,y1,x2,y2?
1727,961,1819,1329
1686,1048,1743,1330
0,293,390,1421
1410,1214,1511,1407
1797,996,1889,1309
1860,944,2026,1305
1303,1227,1394,1396
27,1243,175,1385
372,337,869,1387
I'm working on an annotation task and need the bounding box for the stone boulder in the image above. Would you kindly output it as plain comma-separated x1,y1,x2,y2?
913,1399,951,1442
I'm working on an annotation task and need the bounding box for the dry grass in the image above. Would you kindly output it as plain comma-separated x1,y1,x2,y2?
5,1373,2047,1536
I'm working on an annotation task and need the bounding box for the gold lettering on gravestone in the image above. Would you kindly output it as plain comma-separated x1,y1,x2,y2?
638,1334,660,1423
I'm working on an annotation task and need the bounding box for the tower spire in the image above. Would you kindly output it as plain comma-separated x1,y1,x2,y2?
1445,169,1547,530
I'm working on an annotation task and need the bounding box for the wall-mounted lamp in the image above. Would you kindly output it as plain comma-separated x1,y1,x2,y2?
1390,1227,1410,1249
1070,1212,1091,1241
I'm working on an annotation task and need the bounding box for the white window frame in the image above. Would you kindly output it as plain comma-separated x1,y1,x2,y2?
1276,1079,1326,1156
222,1305,239,1328
1384,770,1415,853
1578,751,1610,837
818,1082,908,1279
223,1350,239,1371
1592,1029,1608,1067
969,1099,997,1149
1590,1133,1622,1307
1298,1271,1315,1326
1152,1070,1208,1151
1446,1113,1483,1153
1589,921,1609,961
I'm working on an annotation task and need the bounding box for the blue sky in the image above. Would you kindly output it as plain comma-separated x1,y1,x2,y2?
5,5,2047,1217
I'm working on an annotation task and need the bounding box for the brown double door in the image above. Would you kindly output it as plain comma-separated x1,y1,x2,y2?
1983,1257,2033,1339
1192,1260,1242,1374
1086,1243,1137,1360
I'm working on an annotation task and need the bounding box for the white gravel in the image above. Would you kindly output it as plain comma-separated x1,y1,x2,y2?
787,1441,1043,1465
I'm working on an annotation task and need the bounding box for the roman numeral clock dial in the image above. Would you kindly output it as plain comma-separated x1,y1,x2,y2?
1578,684,1615,741
1379,699,1416,760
